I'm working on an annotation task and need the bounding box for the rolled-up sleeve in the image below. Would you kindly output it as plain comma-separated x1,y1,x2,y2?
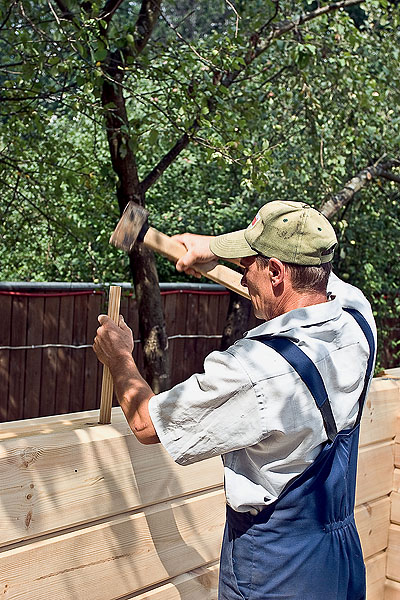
148,348,264,465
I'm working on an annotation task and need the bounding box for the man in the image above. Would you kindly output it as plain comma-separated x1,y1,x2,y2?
93,200,376,600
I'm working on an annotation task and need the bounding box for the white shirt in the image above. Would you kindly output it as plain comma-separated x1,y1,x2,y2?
148,273,377,513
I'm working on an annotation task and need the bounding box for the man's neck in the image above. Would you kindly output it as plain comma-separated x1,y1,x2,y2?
270,290,328,320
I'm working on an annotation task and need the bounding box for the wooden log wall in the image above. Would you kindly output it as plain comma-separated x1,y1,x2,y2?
385,368,400,599
0,371,399,599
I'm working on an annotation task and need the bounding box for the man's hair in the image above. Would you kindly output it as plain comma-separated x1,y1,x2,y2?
256,256,332,294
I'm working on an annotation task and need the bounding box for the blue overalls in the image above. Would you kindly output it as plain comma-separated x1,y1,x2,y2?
219,308,375,600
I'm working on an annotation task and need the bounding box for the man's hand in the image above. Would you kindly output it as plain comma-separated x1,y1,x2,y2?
93,315,159,445
93,314,133,369
172,233,217,278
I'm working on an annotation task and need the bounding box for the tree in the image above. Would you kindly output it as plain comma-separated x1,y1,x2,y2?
0,0,399,384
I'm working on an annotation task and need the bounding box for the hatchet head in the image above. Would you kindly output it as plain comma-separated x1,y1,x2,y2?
109,201,149,253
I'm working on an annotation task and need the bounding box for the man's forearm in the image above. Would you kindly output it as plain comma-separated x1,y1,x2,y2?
109,354,159,445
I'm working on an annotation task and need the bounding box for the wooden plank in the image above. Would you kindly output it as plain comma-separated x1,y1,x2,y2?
40,296,60,417
172,292,189,386
83,292,103,411
128,295,144,375
365,552,386,600
394,468,400,493
355,497,390,559
0,410,224,546
124,551,387,600
55,295,74,415
0,489,225,600
69,294,89,414
0,408,104,440
129,563,219,600
385,579,400,600
8,296,28,421
356,441,394,505
126,551,390,600
195,293,211,371
396,440,400,470
387,524,400,582
24,296,44,419
163,292,178,388
360,378,400,447
0,294,12,421
99,286,121,423
184,292,200,376
205,292,223,357
384,367,400,379
392,492,400,525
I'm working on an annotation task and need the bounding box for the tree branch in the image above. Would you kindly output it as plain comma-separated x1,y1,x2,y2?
99,0,125,24
52,0,75,20
132,0,162,55
320,158,400,219
141,0,363,191
140,133,190,193
224,0,364,86
379,169,400,184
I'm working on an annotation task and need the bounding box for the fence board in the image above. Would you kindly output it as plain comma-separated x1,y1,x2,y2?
24,297,44,419
0,294,12,421
55,295,74,415
173,292,190,387
40,296,60,417
8,296,28,421
69,294,89,414
163,292,178,387
0,490,225,600
186,293,200,375
83,293,103,411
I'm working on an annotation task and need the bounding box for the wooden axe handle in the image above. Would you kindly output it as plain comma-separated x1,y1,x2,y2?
143,227,250,300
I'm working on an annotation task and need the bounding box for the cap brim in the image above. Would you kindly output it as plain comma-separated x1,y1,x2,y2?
210,230,258,259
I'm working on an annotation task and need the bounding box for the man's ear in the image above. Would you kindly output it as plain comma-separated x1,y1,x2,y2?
268,258,285,286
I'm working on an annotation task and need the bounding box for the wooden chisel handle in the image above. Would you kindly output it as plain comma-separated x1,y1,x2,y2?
99,285,122,424
143,227,250,300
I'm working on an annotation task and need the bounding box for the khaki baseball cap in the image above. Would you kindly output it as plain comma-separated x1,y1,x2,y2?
210,201,337,266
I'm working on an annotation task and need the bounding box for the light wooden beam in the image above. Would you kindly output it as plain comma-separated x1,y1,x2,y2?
99,285,121,424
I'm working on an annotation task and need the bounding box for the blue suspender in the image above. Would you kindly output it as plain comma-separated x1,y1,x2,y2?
342,307,376,425
257,336,338,442
257,308,375,443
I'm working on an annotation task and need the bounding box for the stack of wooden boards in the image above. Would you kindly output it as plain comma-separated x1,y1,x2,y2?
0,369,399,599
385,368,400,598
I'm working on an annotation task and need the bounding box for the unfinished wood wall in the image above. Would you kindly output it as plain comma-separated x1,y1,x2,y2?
385,368,400,599
0,371,399,600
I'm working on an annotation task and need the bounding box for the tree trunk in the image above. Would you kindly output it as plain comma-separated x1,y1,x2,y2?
220,291,253,351
102,74,170,392
130,246,169,392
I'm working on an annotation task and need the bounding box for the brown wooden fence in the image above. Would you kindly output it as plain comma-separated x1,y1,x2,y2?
0,283,258,422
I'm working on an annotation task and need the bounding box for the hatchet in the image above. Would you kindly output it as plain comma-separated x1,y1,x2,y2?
109,201,249,299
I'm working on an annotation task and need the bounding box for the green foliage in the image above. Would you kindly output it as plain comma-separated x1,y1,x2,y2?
0,0,399,370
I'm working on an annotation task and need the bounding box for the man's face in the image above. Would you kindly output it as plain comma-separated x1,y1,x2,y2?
240,256,274,320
